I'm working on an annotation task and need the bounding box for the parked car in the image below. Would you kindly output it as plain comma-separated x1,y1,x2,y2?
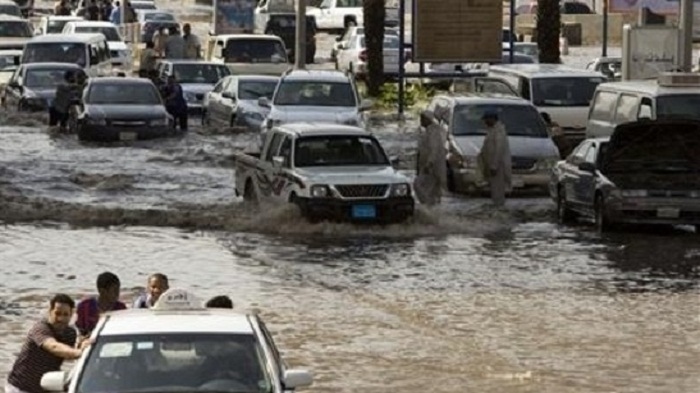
586,56,622,81
264,13,317,64
62,21,133,74
136,10,178,43
0,15,34,51
550,119,700,232
420,94,560,194
202,74,279,130
205,34,290,76
35,15,82,35
155,59,232,114
336,34,406,80
0,0,21,17
70,77,177,142
1,62,83,111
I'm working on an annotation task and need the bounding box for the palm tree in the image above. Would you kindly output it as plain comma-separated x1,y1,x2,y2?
536,0,561,63
362,0,385,96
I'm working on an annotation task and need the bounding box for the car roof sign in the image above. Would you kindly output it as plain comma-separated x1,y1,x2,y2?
152,289,203,310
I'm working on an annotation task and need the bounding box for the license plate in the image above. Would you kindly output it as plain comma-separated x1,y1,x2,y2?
512,178,525,188
657,208,680,218
352,204,376,219
119,132,137,141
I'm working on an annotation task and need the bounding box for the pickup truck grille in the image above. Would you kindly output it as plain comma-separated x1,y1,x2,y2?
335,184,388,198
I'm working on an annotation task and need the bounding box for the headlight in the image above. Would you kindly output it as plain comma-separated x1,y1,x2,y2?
342,117,359,126
184,92,197,102
391,183,410,197
536,157,560,170
310,185,329,198
150,118,168,126
454,155,477,169
621,190,647,197
242,111,264,122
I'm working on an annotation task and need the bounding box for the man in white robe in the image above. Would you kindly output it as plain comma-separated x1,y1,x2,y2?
414,123,447,206
479,109,512,207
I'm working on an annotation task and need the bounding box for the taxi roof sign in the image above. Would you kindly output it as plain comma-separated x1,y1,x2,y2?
152,289,204,310
657,72,700,87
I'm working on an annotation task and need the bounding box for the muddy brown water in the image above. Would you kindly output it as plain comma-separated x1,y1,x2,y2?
1,109,699,393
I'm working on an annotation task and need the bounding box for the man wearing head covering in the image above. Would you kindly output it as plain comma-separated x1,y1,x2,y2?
414,112,447,206
478,108,512,207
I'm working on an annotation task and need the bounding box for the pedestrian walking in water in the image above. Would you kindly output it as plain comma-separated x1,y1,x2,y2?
76,272,127,338
413,120,447,206
133,273,169,309
478,109,512,208
5,294,91,393
50,70,75,130
164,27,185,59
164,75,188,130
139,41,157,77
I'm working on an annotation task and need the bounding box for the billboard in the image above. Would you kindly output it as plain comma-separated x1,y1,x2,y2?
412,0,502,63
213,0,256,35
610,0,700,14
621,25,680,80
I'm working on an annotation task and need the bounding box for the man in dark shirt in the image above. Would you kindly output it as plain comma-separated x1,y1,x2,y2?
5,294,91,393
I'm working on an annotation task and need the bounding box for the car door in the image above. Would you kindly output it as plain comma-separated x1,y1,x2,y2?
568,141,593,207
207,76,230,124
577,141,599,213
269,135,293,203
220,77,239,124
258,132,285,200
3,66,23,109
558,141,588,207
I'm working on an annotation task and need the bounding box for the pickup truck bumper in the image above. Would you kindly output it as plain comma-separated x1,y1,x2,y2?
297,196,415,224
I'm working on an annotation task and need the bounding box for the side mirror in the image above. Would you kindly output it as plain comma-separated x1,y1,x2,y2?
283,369,313,389
40,371,68,392
420,110,435,128
221,91,234,100
359,99,373,111
258,97,271,108
272,155,284,168
578,162,596,173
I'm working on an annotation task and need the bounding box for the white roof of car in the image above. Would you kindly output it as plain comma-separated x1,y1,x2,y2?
44,15,83,20
439,93,532,106
100,310,255,335
65,21,118,28
278,123,371,137
282,69,351,83
489,63,605,78
596,79,700,96
27,33,106,43
215,34,284,41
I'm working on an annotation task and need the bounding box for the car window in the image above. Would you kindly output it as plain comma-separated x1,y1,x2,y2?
532,77,605,107
143,12,175,21
23,43,87,67
0,4,21,17
172,64,231,84
212,77,227,93
589,91,617,121
0,21,32,37
24,68,71,88
638,97,653,119
76,333,272,393
223,39,287,63
614,94,639,123
278,136,292,168
337,0,362,7
655,94,700,120
451,104,549,137
75,26,122,41
265,133,284,162
274,80,356,107
238,80,277,100
584,143,597,163
47,19,75,34
294,135,389,167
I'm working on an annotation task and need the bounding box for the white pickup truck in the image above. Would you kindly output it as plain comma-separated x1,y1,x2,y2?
234,123,415,223
306,0,363,31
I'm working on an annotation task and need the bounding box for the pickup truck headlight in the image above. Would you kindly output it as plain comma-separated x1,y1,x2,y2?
310,185,329,198
391,183,410,197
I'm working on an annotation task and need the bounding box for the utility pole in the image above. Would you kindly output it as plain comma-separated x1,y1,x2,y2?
602,0,608,57
295,0,307,69
679,0,693,72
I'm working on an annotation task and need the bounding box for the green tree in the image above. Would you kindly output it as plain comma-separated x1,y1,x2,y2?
536,0,561,63
362,0,385,96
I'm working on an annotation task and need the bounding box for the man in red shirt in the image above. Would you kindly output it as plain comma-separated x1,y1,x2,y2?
76,272,127,338
5,294,91,393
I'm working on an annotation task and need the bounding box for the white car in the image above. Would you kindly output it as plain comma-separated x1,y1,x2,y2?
62,21,133,74
336,34,403,79
35,15,83,35
259,69,372,131
39,289,314,393
306,0,363,31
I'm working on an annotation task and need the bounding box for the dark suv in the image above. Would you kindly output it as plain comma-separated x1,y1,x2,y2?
264,13,317,63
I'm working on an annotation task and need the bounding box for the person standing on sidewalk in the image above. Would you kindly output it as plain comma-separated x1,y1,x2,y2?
5,294,91,393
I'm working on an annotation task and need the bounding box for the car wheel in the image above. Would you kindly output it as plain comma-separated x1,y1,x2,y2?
201,110,209,126
594,194,613,233
243,180,258,205
446,162,456,192
229,115,237,128
557,186,576,224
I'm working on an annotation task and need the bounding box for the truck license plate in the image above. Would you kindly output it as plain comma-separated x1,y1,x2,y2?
657,208,680,218
119,132,137,141
352,204,376,219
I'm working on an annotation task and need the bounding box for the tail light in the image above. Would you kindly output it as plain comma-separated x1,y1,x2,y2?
359,50,367,62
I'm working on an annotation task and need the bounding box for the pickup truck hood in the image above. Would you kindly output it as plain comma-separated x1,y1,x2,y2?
226,63,290,76
296,166,408,185
271,106,360,124
601,119,700,174
453,135,560,158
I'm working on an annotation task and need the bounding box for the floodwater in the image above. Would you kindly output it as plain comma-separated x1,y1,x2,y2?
2,9,700,393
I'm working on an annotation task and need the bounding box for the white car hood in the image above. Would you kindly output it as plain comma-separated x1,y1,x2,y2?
271,105,359,124
454,135,560,158
296,166,408,185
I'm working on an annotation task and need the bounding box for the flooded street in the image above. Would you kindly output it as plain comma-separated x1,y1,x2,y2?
2,5,700,391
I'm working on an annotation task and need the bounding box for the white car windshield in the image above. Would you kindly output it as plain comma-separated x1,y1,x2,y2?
23,43,87,67
238,80,277,100
452,104,549,137
172,64,231,84
295,135,389,167
656,95,700,119
24,68,73,88
86,83,161,105
77,333,272,393
75,26,122,41
531,77,605,107
223,39,287,64
274,81,356,107
0,21,32,37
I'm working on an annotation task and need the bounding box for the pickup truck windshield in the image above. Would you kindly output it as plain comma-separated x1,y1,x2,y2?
22,43,87,66
274,81,356,106
76,333,272,393
295,135,389,167
532,77,604,107
656,95,700,119
452,104,549,137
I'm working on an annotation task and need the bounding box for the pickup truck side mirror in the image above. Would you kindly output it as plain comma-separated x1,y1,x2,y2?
420,110,435,128
258,97,271,108
578,162,596,173
272,155,285,168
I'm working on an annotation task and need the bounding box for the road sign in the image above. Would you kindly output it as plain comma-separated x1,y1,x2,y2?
412,0,503,63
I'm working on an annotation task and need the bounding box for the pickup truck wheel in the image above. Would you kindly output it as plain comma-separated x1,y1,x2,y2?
557,186,576,224
229,115,237,128
243,180,258,205
594,194,614,233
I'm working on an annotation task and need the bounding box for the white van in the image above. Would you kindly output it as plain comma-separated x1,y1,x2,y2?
62,21,132,74
586,73,700,138
21,33,113,78
488,64,607,144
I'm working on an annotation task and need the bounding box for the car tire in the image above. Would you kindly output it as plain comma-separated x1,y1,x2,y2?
594,194,613,233
201,110,209,126
446,162,456,193
288,193,305,215
243,179,258,205
557,186,576,224
229,115,237,128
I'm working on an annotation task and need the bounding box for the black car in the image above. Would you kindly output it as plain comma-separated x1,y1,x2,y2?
264,13,316,63
71,77,177,142
1,62,82,111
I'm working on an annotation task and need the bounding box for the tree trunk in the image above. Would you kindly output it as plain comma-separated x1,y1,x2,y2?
363,0,385,97
536,0,561,63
